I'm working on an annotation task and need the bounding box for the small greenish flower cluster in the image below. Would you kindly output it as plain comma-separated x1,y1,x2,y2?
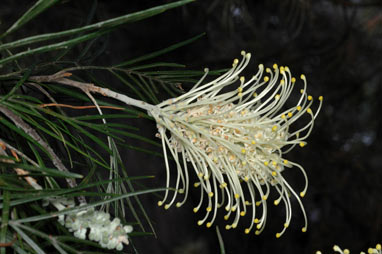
58,208,133,251
316,244,381,254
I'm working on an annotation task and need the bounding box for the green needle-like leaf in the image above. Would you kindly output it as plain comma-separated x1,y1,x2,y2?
0,191,11,254
0,0,195,51
0,0,60,39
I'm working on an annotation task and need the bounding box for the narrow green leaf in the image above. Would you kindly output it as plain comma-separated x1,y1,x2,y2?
115,32,204,67
0,0,195,51
0,191,10,254
12,188,165,223
1,162,83,179
10,225,46,254
129,62,185,71
216,226,226,254
0,69,32,103
0,29,112,66
1,0,60,38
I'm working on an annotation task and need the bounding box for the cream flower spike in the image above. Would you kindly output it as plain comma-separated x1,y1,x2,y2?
151,50,323,236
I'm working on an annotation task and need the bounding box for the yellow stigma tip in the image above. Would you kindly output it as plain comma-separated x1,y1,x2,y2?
274,200,280,206
255,230,260,235
245,228,250,234
194,182,200,188
240,211,246,216
275,94,280,100
376,244,381,250
284,223,289,228
251,140,256,145
206,222,212,228
225,225,231,230
178,189,184,194
237,87,243,93
297,106,302,111
254,218,259,223
253,92,258,97
241,148,246,154
262,196,267,200
255,201,261,206
157,201,163,206
164,204,170,210
302,227,307,232
197,220,203,226
308,95,313,101
291,77,296,83
176,202,182,207
288,112,293,117
240,76,245,82
266,68,271,73
235,193,240,199
300,192,306,197
244,176,249,182
276,233,281,238
242,161,247,166
206,207,212,212
300,89,304,94
273,63,278,69
319,95,323,101
264,161,269,166
256,224,261,229
299,142,306,147
208,192,214,197
241,50,246,55
232,223,237,229
300,74,306,80
224,215,229,220
283,159,288,164
281,114,286,119
272,171,277,176
233,59,239,65
280,79,285,85
264,76,269,82
193,208,198,213
307,108,312,114
272,125,278,131
344,249,350,254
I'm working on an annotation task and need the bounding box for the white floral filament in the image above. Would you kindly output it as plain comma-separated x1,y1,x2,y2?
151,51,323,237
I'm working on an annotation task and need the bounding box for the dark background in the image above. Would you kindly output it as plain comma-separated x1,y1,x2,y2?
1,0,381,253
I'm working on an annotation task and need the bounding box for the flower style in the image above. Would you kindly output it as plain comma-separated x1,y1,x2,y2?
316,244,382,254
151,51,322,237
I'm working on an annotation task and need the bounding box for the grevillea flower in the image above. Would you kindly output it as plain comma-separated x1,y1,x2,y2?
316,244,381,254
151,51,322,236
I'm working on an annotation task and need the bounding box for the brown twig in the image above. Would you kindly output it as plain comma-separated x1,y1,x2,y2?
0,105,84,203
39,103,124,110
29,72,158,113
0,233,17,247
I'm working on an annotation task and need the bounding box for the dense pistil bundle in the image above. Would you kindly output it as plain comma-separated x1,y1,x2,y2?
151,51,322,236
